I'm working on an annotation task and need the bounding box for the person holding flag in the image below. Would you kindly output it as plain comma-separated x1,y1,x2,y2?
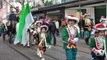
61,14,79,60
14,3,34,47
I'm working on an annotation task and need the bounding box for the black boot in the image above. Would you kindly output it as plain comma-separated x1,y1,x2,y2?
85,37,89,45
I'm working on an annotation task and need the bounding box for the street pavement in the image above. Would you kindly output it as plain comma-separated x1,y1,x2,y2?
0,35,93,60
0,37,29,60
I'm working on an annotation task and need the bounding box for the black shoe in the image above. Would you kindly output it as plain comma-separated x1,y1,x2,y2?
85,37,89,45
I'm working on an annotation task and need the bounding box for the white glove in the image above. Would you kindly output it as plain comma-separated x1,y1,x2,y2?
92,48,99,56
72,38,78,44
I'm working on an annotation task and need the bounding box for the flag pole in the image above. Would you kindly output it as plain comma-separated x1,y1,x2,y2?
22,0,25,6
79,0,81,16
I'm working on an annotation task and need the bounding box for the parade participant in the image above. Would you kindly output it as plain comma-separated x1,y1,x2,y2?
89,23,107,60
43,16,50,30
37,25,51,60
28,20,43,46
82,13,93,45
62,14,79,60
8,8,17,34
29,20,43,38
78,18,84,39
0,22,7,41
99,16,106,26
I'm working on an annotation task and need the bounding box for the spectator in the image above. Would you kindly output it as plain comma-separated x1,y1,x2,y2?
55,20,60,36
49,19,57,46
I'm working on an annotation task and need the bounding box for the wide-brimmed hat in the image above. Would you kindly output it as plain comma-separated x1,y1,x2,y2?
83,13,90,17
95,23,107,31
65,14,79,23
35,20,43,26
100,16,106,22
40,25,48,31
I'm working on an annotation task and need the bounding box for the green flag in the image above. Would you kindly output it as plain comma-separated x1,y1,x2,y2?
14,3,34,45
18,6,26,41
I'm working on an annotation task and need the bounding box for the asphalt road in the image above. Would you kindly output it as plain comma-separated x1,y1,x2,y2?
0,35,93,60
0,37,29,60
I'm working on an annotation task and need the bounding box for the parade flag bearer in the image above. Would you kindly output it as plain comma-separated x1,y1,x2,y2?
61,14,79,60
89,23,107,60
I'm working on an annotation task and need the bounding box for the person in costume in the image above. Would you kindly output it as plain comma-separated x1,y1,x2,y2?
0,22,7,41
89,23,107,60
28,20,43,47
36,25,51,60
99,16,106,26
61,14,79,60
81,13,93,45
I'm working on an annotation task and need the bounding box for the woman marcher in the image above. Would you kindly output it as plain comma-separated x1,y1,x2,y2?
99,16,106,26
89,23,107,60
29,20,43,44
61,15,79,60
36,25,51,60
81,13,93,45
26,20,43,48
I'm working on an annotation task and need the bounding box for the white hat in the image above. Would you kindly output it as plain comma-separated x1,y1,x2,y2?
95,23,107,30
35,20,43,26
65,14,79,23
83,13,90,17
100,16,106,22
40,25,48,31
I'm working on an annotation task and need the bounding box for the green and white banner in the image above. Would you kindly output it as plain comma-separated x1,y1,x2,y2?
14,3,34,46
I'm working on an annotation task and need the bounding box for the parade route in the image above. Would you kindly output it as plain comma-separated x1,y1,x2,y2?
0,37,29,60
0,36,92,60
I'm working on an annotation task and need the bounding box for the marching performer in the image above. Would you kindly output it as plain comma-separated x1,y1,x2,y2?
37,25,51,60
61,15,79,60
28,20,43,47
99,16,106,26
82,13,93,45
89,23,107,60
29,20,43,36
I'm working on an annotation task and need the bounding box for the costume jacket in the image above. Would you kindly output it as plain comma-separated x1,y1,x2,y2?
62,25,79,49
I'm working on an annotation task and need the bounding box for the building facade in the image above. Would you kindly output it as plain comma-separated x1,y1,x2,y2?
0,0,9,22
32,0,107,24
